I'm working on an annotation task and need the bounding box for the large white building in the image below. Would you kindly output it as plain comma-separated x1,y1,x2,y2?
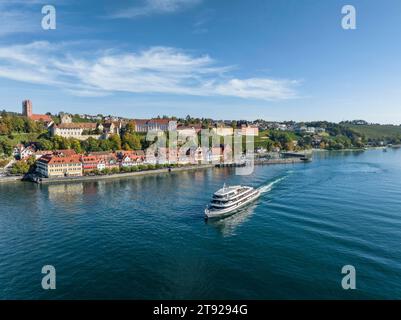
133,119,176,132
50,123,103,140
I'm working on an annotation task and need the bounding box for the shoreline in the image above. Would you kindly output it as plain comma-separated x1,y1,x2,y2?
0,157,312,185
254,158,308,165
37,164,215,185
0,175,24,184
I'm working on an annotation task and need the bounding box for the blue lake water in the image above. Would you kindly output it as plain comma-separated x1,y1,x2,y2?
1,149,401,299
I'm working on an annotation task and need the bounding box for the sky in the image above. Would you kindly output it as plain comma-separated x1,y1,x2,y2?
0,0,400,123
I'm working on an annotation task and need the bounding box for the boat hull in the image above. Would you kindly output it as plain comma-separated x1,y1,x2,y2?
205,189,260,219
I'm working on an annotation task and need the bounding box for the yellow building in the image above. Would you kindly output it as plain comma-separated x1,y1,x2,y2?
36,155,83,178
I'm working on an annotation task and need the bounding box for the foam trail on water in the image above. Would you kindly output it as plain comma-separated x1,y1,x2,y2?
258,176,286,193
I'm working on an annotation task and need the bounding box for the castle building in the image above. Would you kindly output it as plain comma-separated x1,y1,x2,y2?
22,100,53,124
50,123,104,139
133,119,176,132
60,113,73,124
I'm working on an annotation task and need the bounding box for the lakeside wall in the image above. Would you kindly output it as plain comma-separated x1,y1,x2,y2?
0,157,311,185
0,176,23,184
38,164,215,185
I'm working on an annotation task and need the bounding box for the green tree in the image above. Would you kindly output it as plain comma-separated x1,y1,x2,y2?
85,137,101,152
70,138,82,154
10,160,30,174
108,134,122,151
0,139,13,156
125,121,136,133
98,139,111,151
37,138,54,150
122,133,142,150
0,122,10,135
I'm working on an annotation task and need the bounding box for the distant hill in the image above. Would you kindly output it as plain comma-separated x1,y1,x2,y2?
345,124,401,140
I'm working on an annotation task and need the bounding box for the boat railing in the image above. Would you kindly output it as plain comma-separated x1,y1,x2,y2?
211,189,256,207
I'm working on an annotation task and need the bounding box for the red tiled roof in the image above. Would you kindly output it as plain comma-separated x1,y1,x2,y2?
29,114,53,122
133,119,171,125
88,151,113,156
87,152,116,160
81,156,99,163
55,123,97,129
116,150,145,157
38,155,82,165
54,149,77,156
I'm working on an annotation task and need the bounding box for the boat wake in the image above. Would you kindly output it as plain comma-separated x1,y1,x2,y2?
258,176,287,193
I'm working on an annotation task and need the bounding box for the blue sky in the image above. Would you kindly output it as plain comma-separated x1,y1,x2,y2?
0,0,400,123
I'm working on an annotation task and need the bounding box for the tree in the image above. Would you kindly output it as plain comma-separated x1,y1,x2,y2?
13,117,25,132
85,137,101,152
70,138,82,154
99,139,111,151
111,167,120,174
0,139,13,156
122,143,131,151
0,122,10,135
37,138,54,151
108,134,121,151
10,160,30,175
122,133,141,150
125,121,136,133
102,168,111,175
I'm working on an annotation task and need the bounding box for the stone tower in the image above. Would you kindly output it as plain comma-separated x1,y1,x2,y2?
22,100,33,117
60,113,72,124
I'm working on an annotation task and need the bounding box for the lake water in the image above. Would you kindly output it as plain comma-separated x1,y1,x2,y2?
1,149,401,299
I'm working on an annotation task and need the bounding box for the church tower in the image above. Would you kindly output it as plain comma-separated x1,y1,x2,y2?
22,100,33,117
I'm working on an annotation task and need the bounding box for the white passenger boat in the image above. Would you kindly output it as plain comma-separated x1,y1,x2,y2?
205,184,260,219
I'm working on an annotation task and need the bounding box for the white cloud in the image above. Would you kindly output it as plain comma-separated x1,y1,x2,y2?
110,0,202,18
0,41,300,100
215,78,300,100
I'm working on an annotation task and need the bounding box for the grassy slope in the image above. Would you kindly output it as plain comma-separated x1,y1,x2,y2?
345,125,401,140
0,133,41,145
0,132,47,145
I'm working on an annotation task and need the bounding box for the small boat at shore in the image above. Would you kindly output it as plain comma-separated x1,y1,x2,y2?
205,184,260,219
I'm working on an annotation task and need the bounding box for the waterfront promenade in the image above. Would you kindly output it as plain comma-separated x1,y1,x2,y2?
0,156,311,185
38,164,215,184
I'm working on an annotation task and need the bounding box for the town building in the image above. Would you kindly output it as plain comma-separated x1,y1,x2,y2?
174,125,202,143
211,126,234,136
13,144,36,160
80,155,100,173
240,124,259,136
50,122,103,139
60,113,72,124
87,152,119,170
120,153,144,167
296,126,316,134
34,150,54,160
36,154,83,178
186,146,205,164
103,121,124,136
133,119,176,132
